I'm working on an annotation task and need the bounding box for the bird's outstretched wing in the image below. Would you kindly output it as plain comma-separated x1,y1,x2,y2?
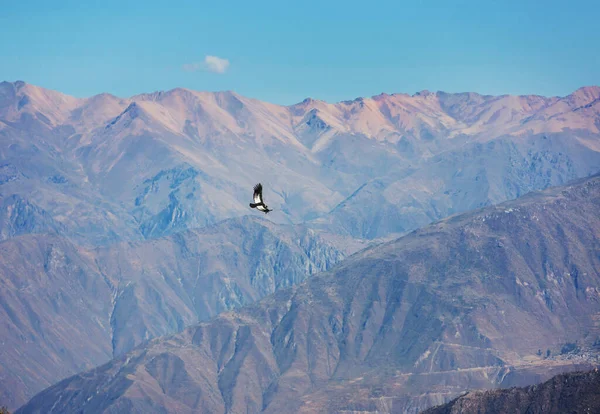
253,183,264,204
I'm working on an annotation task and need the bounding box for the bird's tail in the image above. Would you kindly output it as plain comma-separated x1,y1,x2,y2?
249,203,260,208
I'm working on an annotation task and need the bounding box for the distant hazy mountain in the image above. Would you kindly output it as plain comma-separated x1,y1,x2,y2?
17,174,600,413
0,217,348,409
422,369,600,414
1,81,599,243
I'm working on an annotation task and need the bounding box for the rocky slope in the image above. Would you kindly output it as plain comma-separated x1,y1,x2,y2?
0,217,347,409
17,174,600,413
0,234,112,410
422,369,600,414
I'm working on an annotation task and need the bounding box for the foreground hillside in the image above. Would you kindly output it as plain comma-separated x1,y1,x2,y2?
0,217,349,409
18,174,600,413
422,369,600,414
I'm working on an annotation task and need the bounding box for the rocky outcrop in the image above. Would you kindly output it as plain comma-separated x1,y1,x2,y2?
422,369,600,414
0,195,65,241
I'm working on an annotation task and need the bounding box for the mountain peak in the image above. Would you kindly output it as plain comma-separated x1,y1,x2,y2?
292,97,325,107
88,92,120,101
413,89,434,97
215,89,239,97
560,85,600,111
0,80,27,91
569,85,600,100
372,92,392,101
104,101,148,130
0,80,80,124
340,96,367,105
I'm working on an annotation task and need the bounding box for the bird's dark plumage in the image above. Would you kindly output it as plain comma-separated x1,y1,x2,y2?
249,183,272,213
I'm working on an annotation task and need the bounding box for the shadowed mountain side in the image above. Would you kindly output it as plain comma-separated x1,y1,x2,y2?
0,217,347,409
421,369,600,414
18,174,600,413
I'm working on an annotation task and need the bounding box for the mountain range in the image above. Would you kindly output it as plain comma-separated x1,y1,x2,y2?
1,81,600,411
16,174,600,413
2,81,600,243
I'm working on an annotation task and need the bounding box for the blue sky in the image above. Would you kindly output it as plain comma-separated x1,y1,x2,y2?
1,0,598,104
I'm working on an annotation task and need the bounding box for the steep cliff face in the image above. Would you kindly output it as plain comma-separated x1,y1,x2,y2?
18,175,600,414
98,216,346,357
422,369,600,414
0,195,65,241
0,218,346,409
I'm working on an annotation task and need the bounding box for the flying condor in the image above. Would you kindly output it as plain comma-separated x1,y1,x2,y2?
249,183,272,214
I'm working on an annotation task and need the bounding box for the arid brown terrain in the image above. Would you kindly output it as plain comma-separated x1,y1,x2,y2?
17,174,600,413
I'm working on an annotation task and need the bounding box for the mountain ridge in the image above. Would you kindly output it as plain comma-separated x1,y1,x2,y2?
3,80,599,105
4,80,600,144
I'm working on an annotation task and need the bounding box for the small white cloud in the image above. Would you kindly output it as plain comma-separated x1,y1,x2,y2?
204,55,230,74
182,55,230,74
